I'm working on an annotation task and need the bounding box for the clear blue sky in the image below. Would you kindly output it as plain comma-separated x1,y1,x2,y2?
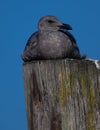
0,0,100,130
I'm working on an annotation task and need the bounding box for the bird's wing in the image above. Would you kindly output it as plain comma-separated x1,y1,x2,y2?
59,29,79,52
59,29,77,44
59,29,86,59
24,31,38,51
21,31,39,62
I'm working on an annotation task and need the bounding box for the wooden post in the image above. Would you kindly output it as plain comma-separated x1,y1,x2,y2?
23,59,100,130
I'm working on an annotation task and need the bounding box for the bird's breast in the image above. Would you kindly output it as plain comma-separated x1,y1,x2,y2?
39,31,70,46
37,31,72,58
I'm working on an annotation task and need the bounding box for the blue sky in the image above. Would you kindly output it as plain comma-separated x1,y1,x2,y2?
0,0,100,130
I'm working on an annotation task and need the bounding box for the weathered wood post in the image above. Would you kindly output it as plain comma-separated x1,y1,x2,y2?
23,59,100,130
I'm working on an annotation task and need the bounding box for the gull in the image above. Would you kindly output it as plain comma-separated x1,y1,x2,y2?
22,15,86,61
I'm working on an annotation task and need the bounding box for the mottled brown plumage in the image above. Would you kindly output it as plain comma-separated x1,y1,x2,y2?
22,15,86,61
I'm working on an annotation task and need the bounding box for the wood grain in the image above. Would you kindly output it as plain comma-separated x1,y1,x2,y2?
23,59,100,130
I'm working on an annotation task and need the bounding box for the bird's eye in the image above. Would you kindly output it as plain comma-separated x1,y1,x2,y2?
48,20,55,23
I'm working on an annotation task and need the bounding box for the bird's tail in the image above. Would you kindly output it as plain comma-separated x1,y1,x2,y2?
80,54,87,59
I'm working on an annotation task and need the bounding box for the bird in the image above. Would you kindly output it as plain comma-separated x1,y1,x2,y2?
21,15,86,62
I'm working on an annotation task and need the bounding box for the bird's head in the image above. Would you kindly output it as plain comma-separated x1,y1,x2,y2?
38,15,72,31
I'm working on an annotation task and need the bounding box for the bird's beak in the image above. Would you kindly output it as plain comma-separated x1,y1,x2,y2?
58,23,72,30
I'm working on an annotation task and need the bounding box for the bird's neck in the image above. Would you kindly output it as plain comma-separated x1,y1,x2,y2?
39,29,58,33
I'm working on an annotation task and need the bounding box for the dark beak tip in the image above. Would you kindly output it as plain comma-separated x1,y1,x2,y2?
69,27,72,30
62,23,72,30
